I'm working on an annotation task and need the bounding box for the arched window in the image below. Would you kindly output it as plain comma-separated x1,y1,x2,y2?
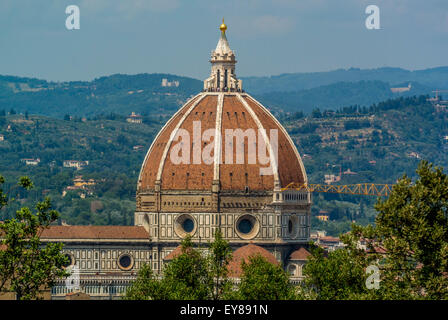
224,69,228,88
217,69,220,88
288,264,296,276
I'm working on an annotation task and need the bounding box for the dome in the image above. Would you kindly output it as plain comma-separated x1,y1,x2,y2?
137,21,307,195
139,92,306,190
138,92,306,192
288,247,311,261
135,21,310,217
228,244,279,277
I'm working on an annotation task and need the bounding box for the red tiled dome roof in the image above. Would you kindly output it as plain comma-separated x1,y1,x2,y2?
163,245,183,261
228,244,279,277
288,247,311,261
138,92,307,192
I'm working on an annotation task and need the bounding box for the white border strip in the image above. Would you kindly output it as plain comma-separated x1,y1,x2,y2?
213,93,224,181
245,94,308,184
156,94,206,180
137,93,203,188
236,93,280,184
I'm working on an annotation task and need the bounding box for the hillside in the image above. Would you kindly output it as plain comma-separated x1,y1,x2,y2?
0,113,165,225
1,94,447,237
242,66,448,94
282,95,448,235
1,66,446,119
255,80,431,114
0,73,203,118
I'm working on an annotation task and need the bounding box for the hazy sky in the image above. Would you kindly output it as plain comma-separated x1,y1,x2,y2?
1,0,447,81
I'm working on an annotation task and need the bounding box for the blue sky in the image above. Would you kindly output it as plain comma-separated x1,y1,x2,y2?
1,0,447,81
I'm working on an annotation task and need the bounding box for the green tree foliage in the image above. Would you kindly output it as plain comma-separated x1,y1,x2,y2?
236,255,297,300
160,236,212,300
123,263,161,300
301,241,373,300
0,175,68,300
125,231,233,300
365,160,448,299
302,161,448,300
208,230,233,300
125,231,298,300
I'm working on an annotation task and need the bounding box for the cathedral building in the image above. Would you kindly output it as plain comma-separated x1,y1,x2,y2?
45,21,312,299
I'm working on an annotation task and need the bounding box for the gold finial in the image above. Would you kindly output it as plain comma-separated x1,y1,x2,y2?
220,18,227,33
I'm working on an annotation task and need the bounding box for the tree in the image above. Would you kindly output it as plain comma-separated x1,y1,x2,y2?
365,160,448,299
301,243,372,300
125,236,212,300
123,263,160,300
237,255,296,300
311,108,322,118
0,175,69,300
208,229,233,300
161,236,212,299
302,160,448,300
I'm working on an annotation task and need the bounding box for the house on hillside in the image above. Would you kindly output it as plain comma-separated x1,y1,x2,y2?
407,151,421,159
343,168,357,175
324,174,340,184
161,78,180,87
390,83,411,93
126,112,143,124
316,210,329,221
63,160,89,170
21,158,40,166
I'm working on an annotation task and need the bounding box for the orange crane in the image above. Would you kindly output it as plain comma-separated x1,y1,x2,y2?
282,182,393,197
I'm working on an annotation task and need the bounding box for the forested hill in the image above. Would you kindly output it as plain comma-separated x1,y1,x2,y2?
241,66,448,94
254,80,432,114
1,66,446,119
0,73,203,118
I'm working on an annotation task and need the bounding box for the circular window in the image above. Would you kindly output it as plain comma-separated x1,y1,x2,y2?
174,214,197,238
235,214,259,240
63,253,74,268
182,218,194,233
118,254,134,271
238,219,254,234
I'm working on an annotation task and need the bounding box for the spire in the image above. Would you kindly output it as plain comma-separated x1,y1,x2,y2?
220,18,227,33
215,18,232,55
203,19,243,92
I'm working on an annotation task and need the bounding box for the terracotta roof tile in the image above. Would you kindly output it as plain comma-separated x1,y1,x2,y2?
163,245,183,261
40,226,149,240
139,92,307,193
288,247,311,261
228,244,278,278
320,236,340,242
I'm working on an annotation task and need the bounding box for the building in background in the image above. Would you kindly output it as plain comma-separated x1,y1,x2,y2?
161,78,180,87
126,112,143,124
63,160,89,170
